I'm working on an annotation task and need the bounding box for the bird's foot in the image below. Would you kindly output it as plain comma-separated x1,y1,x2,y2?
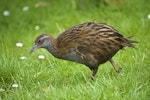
88,76,94,82
116,67,122,73
116,67,123,77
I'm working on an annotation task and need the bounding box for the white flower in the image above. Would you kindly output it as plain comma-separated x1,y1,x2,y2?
12,84,19,88
35,25,40,30
22,6,29,11
16,43,23,47
38,55,45,59
148,14,150,19
20,56,26,60
3,10,10,16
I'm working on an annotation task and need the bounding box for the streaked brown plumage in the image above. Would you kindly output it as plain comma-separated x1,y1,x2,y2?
30,22,137,80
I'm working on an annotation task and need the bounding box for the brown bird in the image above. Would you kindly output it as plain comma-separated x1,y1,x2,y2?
30,22,137,80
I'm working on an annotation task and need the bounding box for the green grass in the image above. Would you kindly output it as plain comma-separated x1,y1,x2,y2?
0,0,150,99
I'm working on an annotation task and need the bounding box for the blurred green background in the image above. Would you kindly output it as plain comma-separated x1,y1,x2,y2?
0,0,150,99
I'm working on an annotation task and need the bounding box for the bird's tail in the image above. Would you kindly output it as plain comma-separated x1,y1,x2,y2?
123,36,138,49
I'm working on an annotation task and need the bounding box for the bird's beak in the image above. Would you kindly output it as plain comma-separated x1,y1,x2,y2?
30,44,38,54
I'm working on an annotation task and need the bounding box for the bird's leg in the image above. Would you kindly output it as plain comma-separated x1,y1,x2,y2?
89,68,98,81
109,58,122,73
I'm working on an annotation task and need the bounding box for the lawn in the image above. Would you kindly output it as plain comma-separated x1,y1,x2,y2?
0,0,150,99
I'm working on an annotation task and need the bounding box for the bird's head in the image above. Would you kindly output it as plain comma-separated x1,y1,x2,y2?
30,34,53,54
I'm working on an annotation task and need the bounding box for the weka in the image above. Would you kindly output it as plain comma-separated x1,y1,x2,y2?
30,22,137,80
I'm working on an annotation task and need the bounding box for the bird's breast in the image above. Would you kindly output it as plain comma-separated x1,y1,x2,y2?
65,51,85,64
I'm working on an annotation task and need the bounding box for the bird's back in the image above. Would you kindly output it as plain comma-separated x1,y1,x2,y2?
56,22,136,67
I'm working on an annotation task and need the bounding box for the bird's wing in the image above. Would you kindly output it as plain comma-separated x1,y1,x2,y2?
57,22,124,51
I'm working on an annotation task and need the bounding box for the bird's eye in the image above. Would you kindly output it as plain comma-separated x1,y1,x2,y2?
38,40,42,43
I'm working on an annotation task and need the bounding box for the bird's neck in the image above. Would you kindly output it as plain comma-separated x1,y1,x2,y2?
45,39,60,58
